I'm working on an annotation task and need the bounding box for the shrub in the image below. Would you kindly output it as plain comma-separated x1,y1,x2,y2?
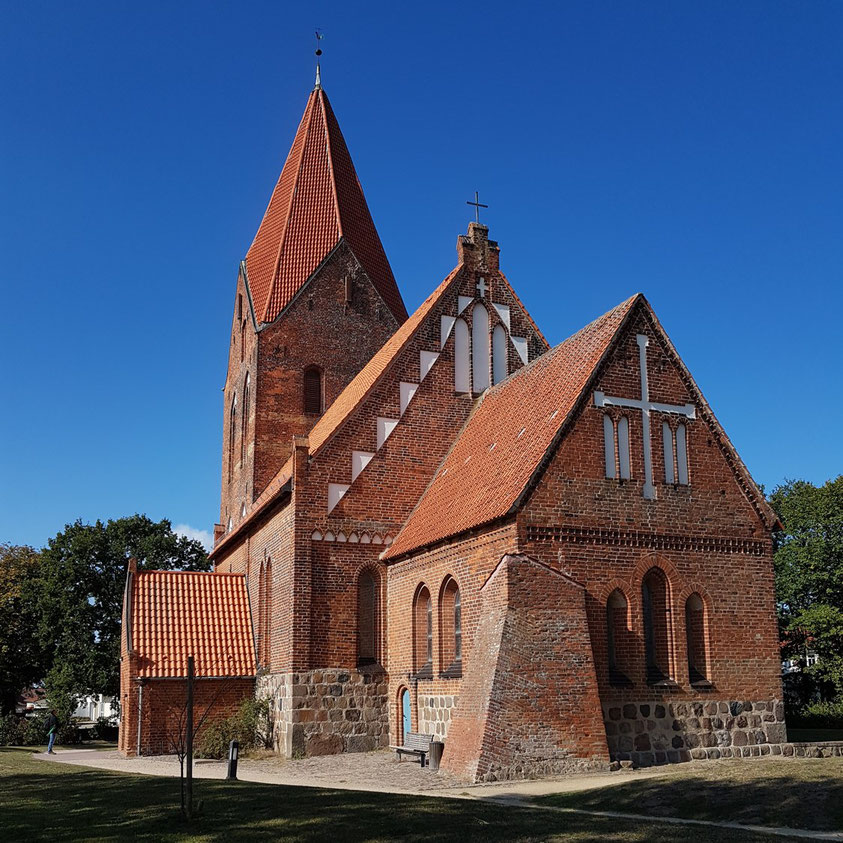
0,714,30,746
93,716,119,742
791,699,843,730
196,698,270,759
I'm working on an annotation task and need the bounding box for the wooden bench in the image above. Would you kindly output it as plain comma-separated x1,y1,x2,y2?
391,732,433,766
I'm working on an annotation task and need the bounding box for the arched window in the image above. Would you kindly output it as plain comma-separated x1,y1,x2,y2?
492,323,507,385
685,593,709,685
603,415,631,480
439,577,462,676
663,423,690,486
303,367,322,415
676,424,689,485
642,568,673,684
228,393,237,482
454,318,470,392
617,416,631,480
471,303,490,393
357,569,380,666
240,319,247,362
606,589,632,686
241,373,250,464
413,584,433,677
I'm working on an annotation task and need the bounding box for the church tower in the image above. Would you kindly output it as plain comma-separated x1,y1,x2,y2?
218,75,407,537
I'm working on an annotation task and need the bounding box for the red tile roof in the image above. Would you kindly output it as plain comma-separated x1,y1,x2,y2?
383,294,641,559
245,87,407,325
131,570,256,678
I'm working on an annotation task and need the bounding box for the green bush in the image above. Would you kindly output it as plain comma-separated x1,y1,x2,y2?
0,714,30,746
93,716,118,742
196,698,270,759
791,699,843,730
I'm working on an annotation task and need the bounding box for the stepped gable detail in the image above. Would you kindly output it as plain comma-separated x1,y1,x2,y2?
302,222,549,529
244,86,406,325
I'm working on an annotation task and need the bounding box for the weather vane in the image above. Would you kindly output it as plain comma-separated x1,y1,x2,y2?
314,29,324,88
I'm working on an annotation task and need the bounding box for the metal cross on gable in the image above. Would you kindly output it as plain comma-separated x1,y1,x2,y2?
594,334,696,499
466,191,488,224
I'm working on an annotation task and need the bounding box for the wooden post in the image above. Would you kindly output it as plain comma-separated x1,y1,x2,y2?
186,655,194,820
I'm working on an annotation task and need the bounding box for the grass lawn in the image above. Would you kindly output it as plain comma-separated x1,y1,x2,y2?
537,757,843,833
0,747,799,842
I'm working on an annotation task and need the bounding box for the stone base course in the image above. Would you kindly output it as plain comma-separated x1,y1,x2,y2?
258,667,388,758
599,698,842,767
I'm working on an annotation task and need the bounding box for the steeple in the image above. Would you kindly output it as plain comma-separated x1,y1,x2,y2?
244,86,407,325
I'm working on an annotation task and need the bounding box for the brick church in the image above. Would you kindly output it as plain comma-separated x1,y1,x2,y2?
119,72,786,781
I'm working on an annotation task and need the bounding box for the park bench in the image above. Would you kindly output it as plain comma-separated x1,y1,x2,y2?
391,732,433,766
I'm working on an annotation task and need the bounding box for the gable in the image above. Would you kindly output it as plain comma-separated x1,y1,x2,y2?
386,294,776,561
521,300,777,537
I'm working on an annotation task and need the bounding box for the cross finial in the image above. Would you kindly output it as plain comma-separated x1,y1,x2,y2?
314,29,323,89
466,190,488,224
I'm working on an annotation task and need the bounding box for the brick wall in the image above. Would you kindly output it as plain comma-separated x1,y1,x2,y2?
220,243,400,532
515,303,782,761
442,555,609,782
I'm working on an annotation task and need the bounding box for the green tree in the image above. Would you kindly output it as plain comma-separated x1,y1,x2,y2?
37,515,209,713
771,476,843,696
0,544,47,714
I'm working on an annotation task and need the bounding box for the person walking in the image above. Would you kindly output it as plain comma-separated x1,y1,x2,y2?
45,709,59,754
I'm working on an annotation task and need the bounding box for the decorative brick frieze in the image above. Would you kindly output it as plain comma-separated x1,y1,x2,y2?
525,525,770,556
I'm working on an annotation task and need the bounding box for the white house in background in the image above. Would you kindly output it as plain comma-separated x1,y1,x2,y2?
72,695,118,723
782,652,819,675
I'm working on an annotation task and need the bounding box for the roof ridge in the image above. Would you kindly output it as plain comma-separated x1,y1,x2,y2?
320,90,344,239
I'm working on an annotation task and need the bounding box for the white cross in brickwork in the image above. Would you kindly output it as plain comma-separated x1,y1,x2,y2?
594,334,696,499
476,277,487,298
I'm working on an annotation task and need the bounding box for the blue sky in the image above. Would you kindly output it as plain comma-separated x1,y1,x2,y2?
2,1,841,550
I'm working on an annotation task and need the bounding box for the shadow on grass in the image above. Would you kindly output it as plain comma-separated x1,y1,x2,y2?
536,763,843,832
0,748,784,842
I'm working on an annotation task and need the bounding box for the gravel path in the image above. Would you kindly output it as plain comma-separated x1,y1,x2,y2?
35,746,655,798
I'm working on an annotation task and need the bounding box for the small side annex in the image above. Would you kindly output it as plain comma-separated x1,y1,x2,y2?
118,559,256,756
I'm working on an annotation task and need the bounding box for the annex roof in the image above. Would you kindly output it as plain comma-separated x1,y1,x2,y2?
245,86,407,325
383,294,641,559
130,570,256,678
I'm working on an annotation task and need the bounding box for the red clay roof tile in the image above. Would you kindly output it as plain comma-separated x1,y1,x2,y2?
131,570,256,678
245,88,406,325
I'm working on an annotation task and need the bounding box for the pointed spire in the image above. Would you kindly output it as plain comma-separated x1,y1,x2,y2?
314,62,322,90
244,85,407,325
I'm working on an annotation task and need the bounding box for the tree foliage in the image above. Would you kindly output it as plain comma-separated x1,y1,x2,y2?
36,515,210,712
0,544,47,715
771,476,843,696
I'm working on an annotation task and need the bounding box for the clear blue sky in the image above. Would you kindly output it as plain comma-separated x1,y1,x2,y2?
2,1,841,550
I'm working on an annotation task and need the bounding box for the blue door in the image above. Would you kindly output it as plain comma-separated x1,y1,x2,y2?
401,689,411,742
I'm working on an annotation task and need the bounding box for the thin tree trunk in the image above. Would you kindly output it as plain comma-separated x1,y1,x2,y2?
186,656,194,820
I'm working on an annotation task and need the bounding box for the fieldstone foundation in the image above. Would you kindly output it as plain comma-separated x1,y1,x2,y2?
603,698,790,766
257,667,389,758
